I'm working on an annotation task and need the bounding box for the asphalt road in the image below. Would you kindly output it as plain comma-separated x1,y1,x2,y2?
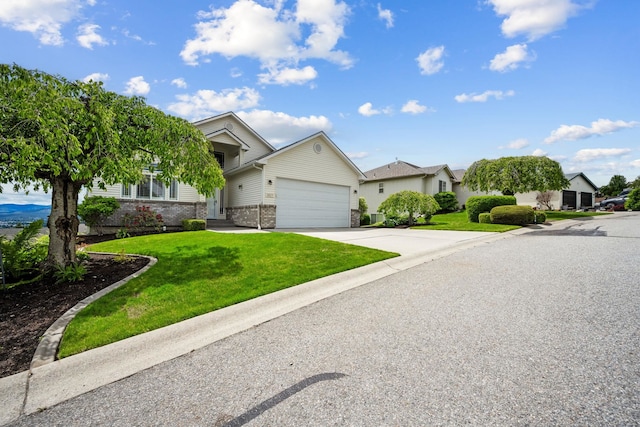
8,213,640,426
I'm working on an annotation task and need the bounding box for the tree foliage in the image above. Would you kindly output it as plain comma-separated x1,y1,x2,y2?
0,64,225,268
378,191,440,225
625,188,640,211
462,156,569,195
599,174,627,197
77,196,120,235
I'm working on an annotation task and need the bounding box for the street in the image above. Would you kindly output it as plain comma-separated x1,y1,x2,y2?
8,213,640,426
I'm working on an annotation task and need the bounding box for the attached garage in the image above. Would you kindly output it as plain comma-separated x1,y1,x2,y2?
276,178,350,228
580,192,593,208
562,190,577,209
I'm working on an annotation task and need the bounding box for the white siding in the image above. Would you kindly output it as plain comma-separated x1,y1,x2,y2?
196,115,273,163
226,168,263,207
453,184,500,208
264,137,361,210
89,181,204,203
516,175,595,209
360,177,423,214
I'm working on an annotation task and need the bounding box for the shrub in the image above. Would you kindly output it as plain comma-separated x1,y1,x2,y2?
490,205,535,225
466,195,517,223
434,191,458,213
0,220,48,282
359,197,368,222
53,262,87,284
78,196,120,235
625,188,640,211
478,213,492,224
123,206,164,234
182,219,206,231
378,191,440,226
534,211,547,224
360,214,371,226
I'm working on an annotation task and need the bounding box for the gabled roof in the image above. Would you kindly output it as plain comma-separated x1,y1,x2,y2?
450,169,466,183
362,160,454,181
204,128,251,151
225,131,366,179
566,172,599,191
193,111,276,152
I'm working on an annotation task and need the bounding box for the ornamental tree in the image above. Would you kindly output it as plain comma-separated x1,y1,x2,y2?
462,156,569,195
0,64,225,269
378,190,440,225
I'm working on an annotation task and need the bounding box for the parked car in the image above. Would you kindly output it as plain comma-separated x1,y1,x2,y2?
598,189,630,210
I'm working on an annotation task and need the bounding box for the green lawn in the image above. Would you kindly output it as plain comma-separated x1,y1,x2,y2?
59,231,398,358
411,211,521,232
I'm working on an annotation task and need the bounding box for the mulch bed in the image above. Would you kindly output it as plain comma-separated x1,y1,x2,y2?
0,237,149,378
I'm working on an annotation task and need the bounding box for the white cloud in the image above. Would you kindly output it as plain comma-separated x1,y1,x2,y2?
346,151,369,160
0,184,52,205
0,0,91,46
180,0,353,84
167,87,261,120
631,159,640,168
358,102,392,117
499,138,529,149
124,76,151,96
171,78,188,89
486,0,585,41
258,65,318,85
455,90,515,103
489,44,534,72
401,100,429,115
574,148,632,162
377,3,393,28
531,148,548,157
76,23,108,49
237,109,332,146
416,45,445,75
544,119,639,144
82,72,109,83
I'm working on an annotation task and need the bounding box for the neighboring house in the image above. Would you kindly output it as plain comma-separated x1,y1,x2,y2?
90,112,364,230
452,170,598,210
359,161,457,220
514,172,598,210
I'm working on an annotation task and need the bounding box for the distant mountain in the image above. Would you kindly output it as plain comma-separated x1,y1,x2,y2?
0,204,51,224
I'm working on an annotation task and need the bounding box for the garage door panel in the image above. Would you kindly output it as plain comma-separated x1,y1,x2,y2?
277,179,350,228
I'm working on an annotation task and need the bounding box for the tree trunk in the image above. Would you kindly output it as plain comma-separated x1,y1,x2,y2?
47,177,81,268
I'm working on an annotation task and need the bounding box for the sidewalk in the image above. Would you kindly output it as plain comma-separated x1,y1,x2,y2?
0,227,526,426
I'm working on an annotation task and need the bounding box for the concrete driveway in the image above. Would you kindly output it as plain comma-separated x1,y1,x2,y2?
277,227,496,256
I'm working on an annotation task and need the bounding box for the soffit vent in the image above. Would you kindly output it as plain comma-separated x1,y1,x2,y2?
224,122,234,131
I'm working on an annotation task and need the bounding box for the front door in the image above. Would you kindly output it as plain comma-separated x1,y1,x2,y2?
206,188,224,219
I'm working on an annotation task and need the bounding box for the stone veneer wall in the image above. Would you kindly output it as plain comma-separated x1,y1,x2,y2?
227,205,276,229
94,199,206,234
351,209,360,228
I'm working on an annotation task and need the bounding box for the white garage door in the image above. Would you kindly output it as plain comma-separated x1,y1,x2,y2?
276,178,350,228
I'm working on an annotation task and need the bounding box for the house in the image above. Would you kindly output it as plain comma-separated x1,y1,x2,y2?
90,112,364,230
359,161,457,220
512,172,599,210
451,170,598,210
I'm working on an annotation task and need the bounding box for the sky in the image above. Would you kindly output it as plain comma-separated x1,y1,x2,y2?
1,0,639,205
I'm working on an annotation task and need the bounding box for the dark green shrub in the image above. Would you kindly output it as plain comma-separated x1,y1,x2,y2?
434,191,458,213
182,219,206,231
490,205,535,225
466,195,517,222
359,197,368,222
360,214,371,226
478,212,492,224
78,196,120,235
0,220,48,282
534,211,547,224
625,188,640,210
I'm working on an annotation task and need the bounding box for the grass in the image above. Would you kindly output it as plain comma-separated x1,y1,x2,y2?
410,211,521,232
58,231,398,357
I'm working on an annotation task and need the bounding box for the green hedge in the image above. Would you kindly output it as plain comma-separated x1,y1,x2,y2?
434,191,458,213
478,212,492,224
534,211,547,224
466,195,516,222
182,219,206,231
360,214,371,226
490,205,535,225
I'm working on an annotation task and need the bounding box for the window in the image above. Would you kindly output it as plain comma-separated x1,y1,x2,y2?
152,178,165,199
122,184,132,198
137,175,151,198
439,180,447,193
214,151,225,169
169,180,178,200
379,183,384,194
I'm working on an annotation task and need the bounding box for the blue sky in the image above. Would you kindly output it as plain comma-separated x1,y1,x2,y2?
1,0,639,205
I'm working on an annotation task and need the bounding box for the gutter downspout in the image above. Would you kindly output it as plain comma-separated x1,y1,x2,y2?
252,164,263,230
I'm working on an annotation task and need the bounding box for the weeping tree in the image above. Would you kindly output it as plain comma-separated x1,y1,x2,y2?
0,64,225,270
462,156,569,195
378,190,440,225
